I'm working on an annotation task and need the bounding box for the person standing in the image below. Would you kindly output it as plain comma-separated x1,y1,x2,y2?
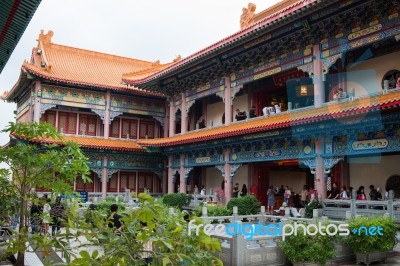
267,185,276,214
369,185,377,200
240,184,248,197
232,183,239,198
249,106,256,118
301,185,308,207
42,196,51,235
50,196,64,235
284,186,291,205
327,182,339,199
108,204,123,233
200,185,206,196
340,186,348,200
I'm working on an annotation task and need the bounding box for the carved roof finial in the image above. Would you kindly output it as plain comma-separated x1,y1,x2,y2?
152,60,160,66
240,3,256,29
173,55,182,63
37,30,54,45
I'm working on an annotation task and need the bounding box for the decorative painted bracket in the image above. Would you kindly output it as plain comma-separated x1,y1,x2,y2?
322,54,342,73
184,167,193,182
299,159,316,174
230,163,242,180
215,165,225,176
107,169,120,179
153,116,165,127
323,156,344,174
231,85,243,104
297,63,313,77
91,168,103,178
215,91,225,103
109,111,123,122
39,104,56,118
186,100,195,114
91,109,106,122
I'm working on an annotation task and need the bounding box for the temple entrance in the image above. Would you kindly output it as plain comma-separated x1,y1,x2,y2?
253,160,314,207
386,175,400,198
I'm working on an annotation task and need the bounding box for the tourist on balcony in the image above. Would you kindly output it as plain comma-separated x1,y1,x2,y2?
240,184,248,197
235,109,247,121
262,106,268,116
347,187,353,199
333,88,347,101
274,104,281,114
233,183,239,198
200,185,206,196
357,186,366,200
327,182,339,199
267,185,276,214
249,106,256,118
194,185,199,195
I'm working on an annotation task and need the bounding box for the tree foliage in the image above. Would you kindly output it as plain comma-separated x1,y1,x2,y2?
0,122,90,265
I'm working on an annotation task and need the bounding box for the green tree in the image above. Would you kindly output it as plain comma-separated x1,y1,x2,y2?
0,122,90,265
60,193,222,265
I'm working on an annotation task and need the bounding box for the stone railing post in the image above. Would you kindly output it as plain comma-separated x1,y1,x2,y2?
231,221,245,266
388,200,393,217
233,206,239,222
350,199,356,217
260,206,266,225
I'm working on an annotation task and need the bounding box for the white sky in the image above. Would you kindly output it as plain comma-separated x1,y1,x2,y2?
0,0,281,145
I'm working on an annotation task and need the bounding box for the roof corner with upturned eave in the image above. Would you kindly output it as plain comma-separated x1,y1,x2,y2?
14,30,170,98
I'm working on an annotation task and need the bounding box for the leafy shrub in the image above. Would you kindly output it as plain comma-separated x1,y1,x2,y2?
226,195,260,215
305,199,324,218
279,222,336,265
94,201,126,215
163,193,192,209
345,216,397,253
194,205,231,217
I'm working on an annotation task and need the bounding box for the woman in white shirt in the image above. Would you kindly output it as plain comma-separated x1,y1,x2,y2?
340,186,348,199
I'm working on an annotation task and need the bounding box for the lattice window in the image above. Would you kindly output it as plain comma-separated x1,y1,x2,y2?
108,174,117,192
326,176,332,192
79,114,97,136
139,121,155,139
110,119,120,138
58,112,77,134
146,175,153,192
121,119,137,139
138,174,145,190
128,174,136,190
41,111,56,127
120,174,128,190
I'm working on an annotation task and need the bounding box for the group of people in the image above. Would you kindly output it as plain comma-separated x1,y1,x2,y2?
232,183,248,198
265,185,293,214
30,194,65,235
193,185,206,195
327,182,387,201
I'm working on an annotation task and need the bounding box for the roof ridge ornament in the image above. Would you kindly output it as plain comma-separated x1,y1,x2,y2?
173,55,182,63
37,30,54,45
240,3,256,30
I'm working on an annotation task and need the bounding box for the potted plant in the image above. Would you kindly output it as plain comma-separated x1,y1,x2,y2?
304,198,324,218
345,216,397,265
279,221,336,265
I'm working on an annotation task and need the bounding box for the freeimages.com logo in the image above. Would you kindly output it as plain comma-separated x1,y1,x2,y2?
188,220,384,240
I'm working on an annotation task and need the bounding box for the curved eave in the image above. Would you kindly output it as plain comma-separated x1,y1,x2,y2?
126,0,322,87
22,64,166,98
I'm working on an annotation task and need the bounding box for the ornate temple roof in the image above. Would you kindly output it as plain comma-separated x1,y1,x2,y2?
29,134,146,152
3,30,172,100
124,0,320,88
0,0,42,73
138,90,400,147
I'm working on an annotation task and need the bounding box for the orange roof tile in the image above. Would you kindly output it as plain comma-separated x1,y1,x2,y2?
138,91,400,147
36,135,146,152
16,30,170,97
252,0,308,25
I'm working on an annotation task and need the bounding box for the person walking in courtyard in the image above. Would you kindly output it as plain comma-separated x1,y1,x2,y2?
240,184,248,197
267,185,276,214
50,196,64,235
42,196,51,235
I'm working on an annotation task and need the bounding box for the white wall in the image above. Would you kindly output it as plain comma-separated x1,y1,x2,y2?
349,155,400,192
206,167,224,192
269,170,307,195
233,94,249,122
343,51,400,97
206,101,224,127
232,165,249,188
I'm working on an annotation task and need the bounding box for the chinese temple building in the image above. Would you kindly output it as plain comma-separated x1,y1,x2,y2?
3,30,173,198
3,0,400,202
